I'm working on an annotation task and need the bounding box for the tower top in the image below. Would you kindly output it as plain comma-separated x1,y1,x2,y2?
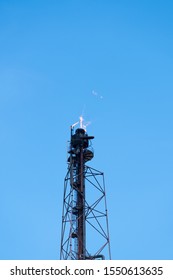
71,116,89,131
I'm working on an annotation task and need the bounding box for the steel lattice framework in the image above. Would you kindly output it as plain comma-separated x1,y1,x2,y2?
60,126,111,260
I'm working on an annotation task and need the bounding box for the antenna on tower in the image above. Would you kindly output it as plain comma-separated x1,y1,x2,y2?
60,119,111,260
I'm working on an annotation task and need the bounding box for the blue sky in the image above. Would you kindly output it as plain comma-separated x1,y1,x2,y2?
0,0,173,259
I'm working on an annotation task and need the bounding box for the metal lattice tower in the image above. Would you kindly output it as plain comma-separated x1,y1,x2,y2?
60,121,111,260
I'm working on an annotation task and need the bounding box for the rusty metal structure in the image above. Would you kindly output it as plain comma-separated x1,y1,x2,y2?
60,120,111,260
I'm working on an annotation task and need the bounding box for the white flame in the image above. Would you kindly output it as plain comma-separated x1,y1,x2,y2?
79,115,84,128
71,116,90,131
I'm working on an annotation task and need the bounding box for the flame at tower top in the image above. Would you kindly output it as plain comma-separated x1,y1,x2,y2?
72,116,90,132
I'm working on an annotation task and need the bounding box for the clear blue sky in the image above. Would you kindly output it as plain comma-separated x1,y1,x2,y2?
0,0,173,260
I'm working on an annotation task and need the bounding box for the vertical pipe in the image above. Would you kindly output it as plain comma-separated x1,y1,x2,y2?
77,146,85,259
